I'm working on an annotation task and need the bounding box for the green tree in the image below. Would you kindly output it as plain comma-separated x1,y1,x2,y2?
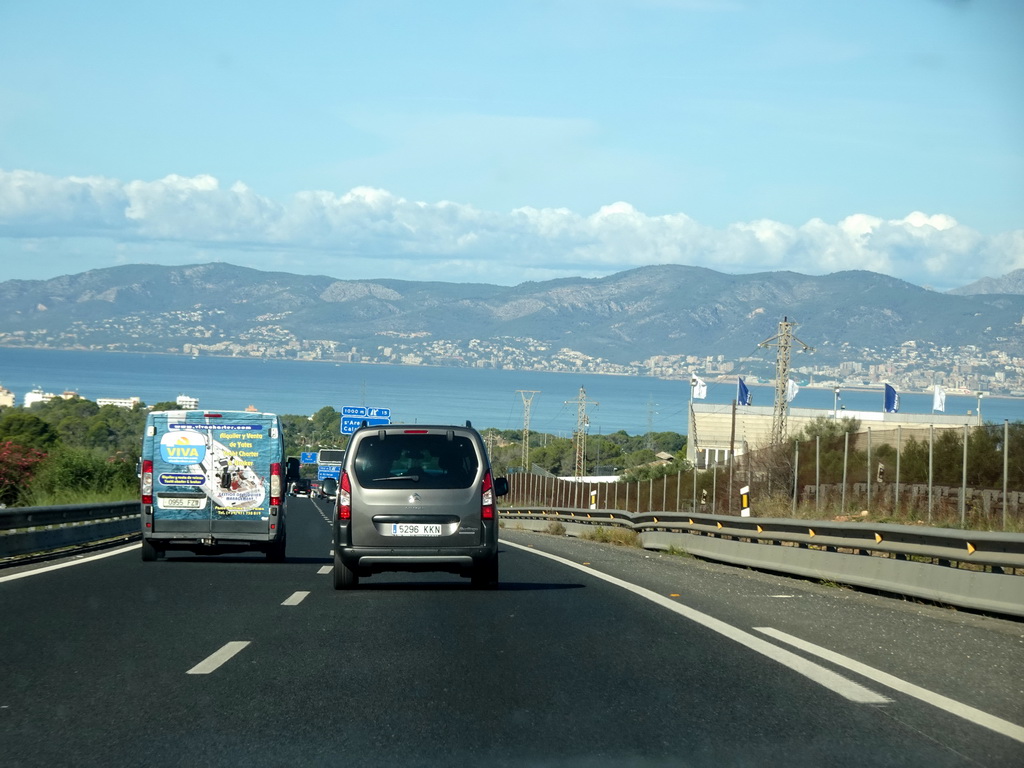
0,411,61,451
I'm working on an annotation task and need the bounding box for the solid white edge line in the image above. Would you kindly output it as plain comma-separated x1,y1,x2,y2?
0,542,140,583
503,540,890,705
755,627,1024,744
281,590,310,606
186,641,251,675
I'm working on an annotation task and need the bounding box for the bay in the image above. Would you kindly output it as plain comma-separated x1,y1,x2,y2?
1,347,1022,436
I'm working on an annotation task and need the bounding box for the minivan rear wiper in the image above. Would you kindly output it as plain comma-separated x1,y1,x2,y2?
371,475,420,482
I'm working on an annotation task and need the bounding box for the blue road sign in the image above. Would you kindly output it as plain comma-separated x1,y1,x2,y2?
341,416,391,434
366,407,391,419
342,405,367,417
300,451,318,464
318,464,342,480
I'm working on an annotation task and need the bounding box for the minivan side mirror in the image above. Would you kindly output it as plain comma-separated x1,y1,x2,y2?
493,476,509,497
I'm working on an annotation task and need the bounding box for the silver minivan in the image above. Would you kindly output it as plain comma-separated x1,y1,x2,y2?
333,422,508,589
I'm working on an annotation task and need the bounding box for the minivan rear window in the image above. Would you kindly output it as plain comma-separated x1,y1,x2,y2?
352,434,479,489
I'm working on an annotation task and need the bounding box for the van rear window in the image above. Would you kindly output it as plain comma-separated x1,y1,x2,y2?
353,434,479,489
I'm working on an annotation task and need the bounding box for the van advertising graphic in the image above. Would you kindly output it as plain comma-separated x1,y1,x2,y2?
159,430,207,465
193,431,267,513
152,421,270,518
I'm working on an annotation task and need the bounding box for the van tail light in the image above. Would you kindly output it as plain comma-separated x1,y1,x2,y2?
338,471,352,520
141,459,154,504
270,462,283,506
481,470,496,520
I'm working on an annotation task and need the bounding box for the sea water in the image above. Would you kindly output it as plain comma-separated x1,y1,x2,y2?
1,347,1021,436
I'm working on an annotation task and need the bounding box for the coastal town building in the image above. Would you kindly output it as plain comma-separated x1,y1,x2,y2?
687,403,982,468
96,396,142,409
176,394,199,409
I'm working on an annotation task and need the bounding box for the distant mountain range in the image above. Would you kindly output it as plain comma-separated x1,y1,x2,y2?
0,262,1022,370
948,268,1024,296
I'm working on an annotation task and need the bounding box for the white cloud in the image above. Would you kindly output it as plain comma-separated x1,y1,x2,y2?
0,169,1020,290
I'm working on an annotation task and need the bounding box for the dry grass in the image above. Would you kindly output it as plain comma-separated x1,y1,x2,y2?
582,526,639,547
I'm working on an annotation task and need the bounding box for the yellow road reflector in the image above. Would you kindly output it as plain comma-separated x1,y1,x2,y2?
967,542,976,555
669,593,680,598
809,529,816,537
716,522,723,529
756,525,764,533
875,533,883,543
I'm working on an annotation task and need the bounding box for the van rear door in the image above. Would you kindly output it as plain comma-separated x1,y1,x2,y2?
204,413,279,540
150,412,215,537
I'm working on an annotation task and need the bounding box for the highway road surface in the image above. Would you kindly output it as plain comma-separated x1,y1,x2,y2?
2,497,1022,767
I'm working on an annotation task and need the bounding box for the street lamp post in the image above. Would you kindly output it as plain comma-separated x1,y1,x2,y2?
976,392,984,426
833,387,840,419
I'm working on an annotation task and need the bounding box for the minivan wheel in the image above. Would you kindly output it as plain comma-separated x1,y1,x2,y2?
333,551,358,590
471,556,499,589
141,538,159,562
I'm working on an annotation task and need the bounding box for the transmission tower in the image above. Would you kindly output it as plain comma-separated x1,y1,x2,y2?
758,316,814,444
516,390,539,472
565,386,598,477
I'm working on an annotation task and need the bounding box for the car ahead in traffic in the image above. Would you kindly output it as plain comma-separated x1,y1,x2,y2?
319,476,338,500
333,422,508,589
290,478,312,497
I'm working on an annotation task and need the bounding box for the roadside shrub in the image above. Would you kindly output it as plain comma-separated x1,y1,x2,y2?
22,446,138,506
0,441,47,507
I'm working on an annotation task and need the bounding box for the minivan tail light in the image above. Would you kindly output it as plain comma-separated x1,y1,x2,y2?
270,462,283,506
141,459,154,504
338,471,352,520
481,470,496,520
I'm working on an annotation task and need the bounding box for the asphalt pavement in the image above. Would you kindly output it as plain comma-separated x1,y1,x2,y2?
1,498,1021,767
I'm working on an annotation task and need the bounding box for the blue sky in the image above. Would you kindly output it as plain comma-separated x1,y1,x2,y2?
1,0,1021,291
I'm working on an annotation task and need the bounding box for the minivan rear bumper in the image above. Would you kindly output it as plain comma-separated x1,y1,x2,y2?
340,544,496,576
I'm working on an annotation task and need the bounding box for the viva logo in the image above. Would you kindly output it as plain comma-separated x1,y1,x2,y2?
160,431,207,465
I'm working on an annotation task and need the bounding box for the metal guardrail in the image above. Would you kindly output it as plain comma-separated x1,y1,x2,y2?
499,506,1024,619
0,502,139,562
4,501,1022,618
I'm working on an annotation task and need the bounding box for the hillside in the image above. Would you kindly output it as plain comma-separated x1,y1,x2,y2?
1,262,1022,372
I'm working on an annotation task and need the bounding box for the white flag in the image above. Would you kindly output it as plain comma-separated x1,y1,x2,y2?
692,376,707,400
933,385,946,412
786,379,800,403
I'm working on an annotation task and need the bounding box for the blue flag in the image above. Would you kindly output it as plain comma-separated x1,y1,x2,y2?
884,384,900,413
737,377,752,406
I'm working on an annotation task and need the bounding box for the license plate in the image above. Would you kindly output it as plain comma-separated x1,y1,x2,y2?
159,497,205,509
391,523,441,536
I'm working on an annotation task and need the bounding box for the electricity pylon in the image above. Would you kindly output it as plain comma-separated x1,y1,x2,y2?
516,390,539,472
758,317,814,445
565,386,598,477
